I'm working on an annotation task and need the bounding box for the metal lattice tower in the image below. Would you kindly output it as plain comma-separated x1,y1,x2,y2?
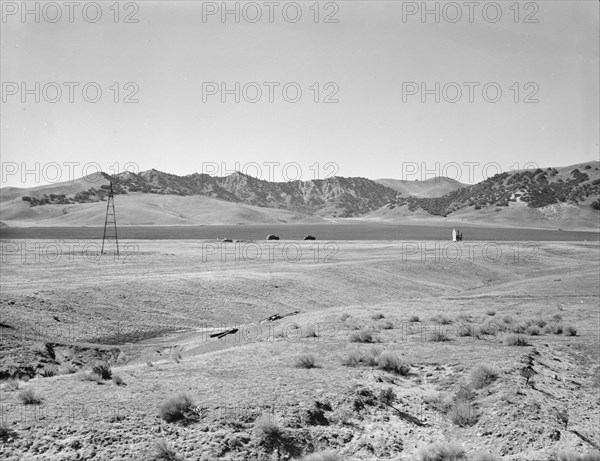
101,182,119,255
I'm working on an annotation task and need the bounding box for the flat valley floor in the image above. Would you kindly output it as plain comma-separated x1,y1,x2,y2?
1,240,599,460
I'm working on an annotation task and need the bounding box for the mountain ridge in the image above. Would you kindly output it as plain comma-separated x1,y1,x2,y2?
1,161,599,229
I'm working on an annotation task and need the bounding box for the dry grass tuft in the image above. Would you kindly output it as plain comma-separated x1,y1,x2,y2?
0,421,17,441
418,442,467,460
40,365,58,378
430,314,452,325
430,330,450,342
564,325,577,336
361,346,381,366
153,439,182,460
504,334,529,346
18,388,41,405
409,315,420,322
457,324,481,339
295,354,317,369
254,418,284,452
3,378,20,391
378,319,394,330
341,350,362,367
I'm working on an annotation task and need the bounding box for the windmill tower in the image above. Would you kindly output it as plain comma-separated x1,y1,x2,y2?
101,182,119,255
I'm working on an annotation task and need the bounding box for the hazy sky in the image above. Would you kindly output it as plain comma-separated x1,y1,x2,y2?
1,0,599,187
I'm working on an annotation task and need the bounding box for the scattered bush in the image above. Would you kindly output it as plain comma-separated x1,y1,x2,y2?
341,350,362,367
112,375,125,386
504,334,529,346
18,389,41,405
470,366,498,389
486,310,496,316
61,364,78,374
30,342,49,355
339,313,351,322
377,352,410,376
457,324,481,339
378,319,394,330
303,326,319,338
153,439,182,460
170,350,182,364
254,418,284,452
455,314,470,322
502,315,514,324
92,361,112,380
378,387,396,406
40,365,58,378
295,354,317,369
526,325,541,336
430,314,452,325
0,421,17,441
158,393,195,423
418,442,467,460
422,391,451,413
430,330,450,342
361,346,381,366
534,318,547,328
480,322,501,336
453,383,476,403
3,378,19,391
409,315,420,322
544,323,564,335
552,314,563,322
511,323,528,334
564,325,577,336
371,313,385,320
302,450,342,461
349,328,374,343
448,403,478,427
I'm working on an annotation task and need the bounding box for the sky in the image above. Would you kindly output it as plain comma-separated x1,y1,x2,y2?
1,0,599,187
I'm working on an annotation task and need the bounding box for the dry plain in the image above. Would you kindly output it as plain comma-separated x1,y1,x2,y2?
0,239,599,460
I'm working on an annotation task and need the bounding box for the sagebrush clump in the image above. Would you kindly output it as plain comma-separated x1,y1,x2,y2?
470,366,499,389
92,361,112,380
349,328,374,343
158,393,195,423
377,351,410,375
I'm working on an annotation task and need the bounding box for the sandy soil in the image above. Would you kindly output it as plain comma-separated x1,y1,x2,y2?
1,240,599,460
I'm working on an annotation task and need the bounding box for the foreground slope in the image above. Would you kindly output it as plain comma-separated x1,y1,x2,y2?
1,241,598,460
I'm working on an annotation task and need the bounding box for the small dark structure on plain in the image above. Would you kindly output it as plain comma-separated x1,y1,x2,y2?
266,234,280,240
304,235,316,240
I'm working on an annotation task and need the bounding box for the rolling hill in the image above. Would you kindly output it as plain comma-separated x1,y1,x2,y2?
374,177,465,198
1,162,598,229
